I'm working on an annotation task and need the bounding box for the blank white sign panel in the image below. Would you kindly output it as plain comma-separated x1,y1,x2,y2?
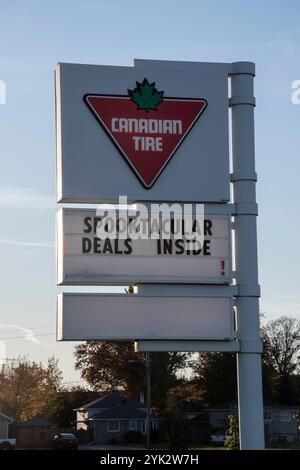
57,294,233,341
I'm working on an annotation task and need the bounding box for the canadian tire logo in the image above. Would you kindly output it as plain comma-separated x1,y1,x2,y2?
84,79,207,188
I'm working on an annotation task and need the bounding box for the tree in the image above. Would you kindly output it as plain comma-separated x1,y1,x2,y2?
75,341,142,392
191,317,300,406
0,357,63,423
55,387,103,428
261,316,300,404
191,353,237,406
74,341,189,409
168,378,204,402
162,395,191,450
261,316,300,375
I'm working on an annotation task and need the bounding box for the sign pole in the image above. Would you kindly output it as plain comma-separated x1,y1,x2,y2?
145,351,151,450
230,62,265,450
56,59,266,449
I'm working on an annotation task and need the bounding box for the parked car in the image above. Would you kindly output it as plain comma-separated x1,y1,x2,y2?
0,438,16,450
211,431,230,446
52,433,78,450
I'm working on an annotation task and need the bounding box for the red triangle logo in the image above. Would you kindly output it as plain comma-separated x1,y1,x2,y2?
84,79,207,188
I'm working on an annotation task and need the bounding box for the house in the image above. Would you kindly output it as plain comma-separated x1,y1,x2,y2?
75,394,112,431
21,418,52,428
75,391,162,445
206,400,300,444
0,412,13,440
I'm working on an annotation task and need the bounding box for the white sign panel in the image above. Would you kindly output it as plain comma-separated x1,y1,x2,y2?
57,208,231,285
57,294,233,341
55,60,230,203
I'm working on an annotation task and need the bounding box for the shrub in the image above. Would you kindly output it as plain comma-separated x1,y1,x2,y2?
124,430,144,444
109,437,119,445
163,397,191,450
150,428,163,443
224,415,239,450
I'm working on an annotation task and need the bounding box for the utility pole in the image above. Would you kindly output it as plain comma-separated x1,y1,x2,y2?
129,351,151,449
145,351,151,450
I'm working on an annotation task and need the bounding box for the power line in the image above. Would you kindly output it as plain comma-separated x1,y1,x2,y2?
61,380,87,385
0,324,54,333
0,332,55,341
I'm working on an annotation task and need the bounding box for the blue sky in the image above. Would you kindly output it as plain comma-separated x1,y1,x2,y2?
0,0,299,382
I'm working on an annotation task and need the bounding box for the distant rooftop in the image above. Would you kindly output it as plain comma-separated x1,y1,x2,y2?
75,390,141,411
22,418,52,427
91,403,148,421
0,412,13,423
207,400,300,411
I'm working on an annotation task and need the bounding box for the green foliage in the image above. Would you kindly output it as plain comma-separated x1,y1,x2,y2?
128,78,164,111
224,415,239,450
192,352,237,406
162,396,191,450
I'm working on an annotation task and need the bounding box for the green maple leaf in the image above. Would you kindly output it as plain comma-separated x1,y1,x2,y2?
128,78,164,111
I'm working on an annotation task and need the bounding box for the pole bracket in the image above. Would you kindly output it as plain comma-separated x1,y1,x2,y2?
230,61,256,76
229,95,256,107
236,283,261,297
231,170,257,182
239,340,263,354
234,202,258,216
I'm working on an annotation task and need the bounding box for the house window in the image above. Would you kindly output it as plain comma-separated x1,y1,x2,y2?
107,420,120,432
279,412,290,422
128,421,137,431
264,411,272,421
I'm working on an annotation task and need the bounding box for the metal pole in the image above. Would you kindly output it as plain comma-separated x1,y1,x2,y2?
145,351,151,450
230,61,265,449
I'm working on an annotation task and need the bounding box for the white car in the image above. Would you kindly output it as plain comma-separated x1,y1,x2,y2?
0,438,16,450
211,431,230,446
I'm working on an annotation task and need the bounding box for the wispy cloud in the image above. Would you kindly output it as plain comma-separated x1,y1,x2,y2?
0,323,56,348
0,239,54,248
0,185,54,209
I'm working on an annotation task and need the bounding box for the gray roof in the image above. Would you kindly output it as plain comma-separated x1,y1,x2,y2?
263,400,300,410
92,405,148,421
77,391,163,421
0,412,13,423
207,400,300,411
75,391,140,411
207,401,238,411
22,418,52,427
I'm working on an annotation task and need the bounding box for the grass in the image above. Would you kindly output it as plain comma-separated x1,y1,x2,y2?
129,442,226,450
